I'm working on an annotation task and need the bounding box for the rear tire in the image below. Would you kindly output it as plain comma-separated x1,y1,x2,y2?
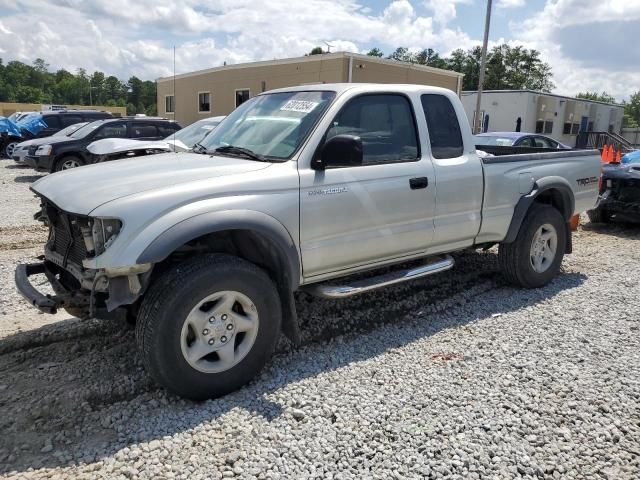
587,207,610,224
498,204,566,288
136,254,282,400
54,155,83,172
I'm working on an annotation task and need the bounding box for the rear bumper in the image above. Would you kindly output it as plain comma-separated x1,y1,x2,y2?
15,262,90,314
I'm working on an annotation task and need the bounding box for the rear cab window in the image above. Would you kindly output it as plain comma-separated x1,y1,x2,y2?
420,94,463,159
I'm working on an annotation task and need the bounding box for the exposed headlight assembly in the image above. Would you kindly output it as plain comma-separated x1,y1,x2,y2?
87,218,122,255
35,145,52,156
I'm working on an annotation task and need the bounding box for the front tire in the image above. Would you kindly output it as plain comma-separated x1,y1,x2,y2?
136,254,282,400
498,204,566,288
54,155,83,172
3,140,18,158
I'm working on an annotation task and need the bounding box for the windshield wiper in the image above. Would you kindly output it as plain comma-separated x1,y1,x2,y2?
192,142,207,154
211,145,267,162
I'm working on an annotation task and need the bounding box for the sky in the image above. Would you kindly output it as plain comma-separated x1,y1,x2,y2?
0,0,638,100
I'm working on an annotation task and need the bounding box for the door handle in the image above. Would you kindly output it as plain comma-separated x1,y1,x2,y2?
409,177,429,189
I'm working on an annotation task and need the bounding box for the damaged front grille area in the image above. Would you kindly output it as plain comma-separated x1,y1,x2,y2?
39,200,93,273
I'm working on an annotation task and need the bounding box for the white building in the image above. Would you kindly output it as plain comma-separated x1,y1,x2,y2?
461,90,625,147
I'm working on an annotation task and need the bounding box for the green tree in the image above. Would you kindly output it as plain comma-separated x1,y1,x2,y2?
444,44,554,92
15,85,44,103
309,47,324,55
366,48,384,57
624,91,640,127
415,48,447,69
387,47,415,63
576,91,617,104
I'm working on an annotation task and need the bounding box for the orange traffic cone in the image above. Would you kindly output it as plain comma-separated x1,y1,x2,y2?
607,145,614,163
615,150,622,163
601,145,607,162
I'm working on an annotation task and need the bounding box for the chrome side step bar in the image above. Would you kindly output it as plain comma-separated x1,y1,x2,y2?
303,255,455,299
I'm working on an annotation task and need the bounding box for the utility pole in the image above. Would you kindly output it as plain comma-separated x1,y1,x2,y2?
474,0,493,134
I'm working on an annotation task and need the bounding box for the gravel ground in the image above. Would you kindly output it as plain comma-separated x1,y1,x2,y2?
0,159,45,228
0,160,639,479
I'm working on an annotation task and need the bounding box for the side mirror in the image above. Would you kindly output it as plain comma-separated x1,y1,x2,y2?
312,134,363,170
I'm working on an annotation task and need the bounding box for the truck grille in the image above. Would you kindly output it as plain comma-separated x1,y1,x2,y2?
45,208,89,269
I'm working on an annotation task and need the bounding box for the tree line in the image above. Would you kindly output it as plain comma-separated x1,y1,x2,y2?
0,58,156,116
367,44,555,92
312,44,640,129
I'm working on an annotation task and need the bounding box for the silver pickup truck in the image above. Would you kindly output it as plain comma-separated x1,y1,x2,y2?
15,84,601,399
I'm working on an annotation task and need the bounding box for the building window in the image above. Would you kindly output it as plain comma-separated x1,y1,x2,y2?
571,123,580,135
563,122,571,135
544,121,553,134
165,95,175,114
235,89,250,107
198,92,210,113
535,121,544,134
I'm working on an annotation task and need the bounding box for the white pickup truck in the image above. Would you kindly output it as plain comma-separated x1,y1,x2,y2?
16,84,601,399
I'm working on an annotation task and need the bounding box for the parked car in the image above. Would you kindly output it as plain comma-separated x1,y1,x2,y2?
475,132,571,149
1,109,113,158
24,117,181,172
86,116,225,163
588,162,640,223
16,83,600,399
12,122,88,163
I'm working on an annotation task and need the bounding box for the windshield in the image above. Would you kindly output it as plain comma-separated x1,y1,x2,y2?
55,122,88,137
199,91,336,160
474,135,516,146
70,120,106,139
167,118,222,147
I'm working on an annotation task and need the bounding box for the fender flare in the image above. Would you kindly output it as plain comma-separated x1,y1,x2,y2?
136,210,301,289
503,176,575,244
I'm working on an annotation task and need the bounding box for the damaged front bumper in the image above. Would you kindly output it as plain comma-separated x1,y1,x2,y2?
15,262,90,315
15,260,152,318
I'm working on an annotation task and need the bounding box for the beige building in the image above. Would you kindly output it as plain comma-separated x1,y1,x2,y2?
157,52,464,126
0,102,126,117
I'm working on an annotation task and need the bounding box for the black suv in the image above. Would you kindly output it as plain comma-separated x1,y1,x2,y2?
2,110,113,158
24,117,182,172
37,110,114,138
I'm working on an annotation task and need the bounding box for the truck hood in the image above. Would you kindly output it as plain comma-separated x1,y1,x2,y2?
31,152,273,215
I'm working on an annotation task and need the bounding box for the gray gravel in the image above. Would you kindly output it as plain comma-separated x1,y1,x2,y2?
0,159,639,479
0,158,45,228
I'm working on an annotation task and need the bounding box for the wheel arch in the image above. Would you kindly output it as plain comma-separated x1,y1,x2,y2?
137,210,302,344
504,176,575,244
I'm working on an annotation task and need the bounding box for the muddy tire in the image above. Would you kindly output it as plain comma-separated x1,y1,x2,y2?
498,204,566,289
136,254,281,400
587,207,610,224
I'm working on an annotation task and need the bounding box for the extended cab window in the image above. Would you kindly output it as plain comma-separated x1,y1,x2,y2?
326,94,419,165
421,94,463,159
93,122,127,140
